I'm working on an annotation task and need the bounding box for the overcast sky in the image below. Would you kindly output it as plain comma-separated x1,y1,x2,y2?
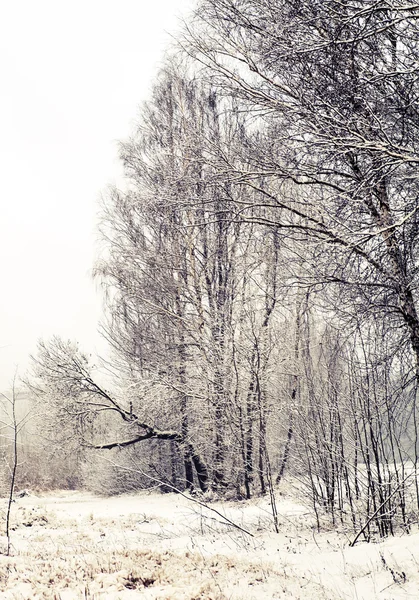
0,0,193,389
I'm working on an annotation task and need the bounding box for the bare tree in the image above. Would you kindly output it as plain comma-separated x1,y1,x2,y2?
185,0,419,381
28,337,209,492
0,377,32,555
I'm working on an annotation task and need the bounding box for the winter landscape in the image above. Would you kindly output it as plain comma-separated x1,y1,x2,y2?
4,0,419,598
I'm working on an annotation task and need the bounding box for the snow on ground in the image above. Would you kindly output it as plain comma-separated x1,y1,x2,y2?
0,487,418,599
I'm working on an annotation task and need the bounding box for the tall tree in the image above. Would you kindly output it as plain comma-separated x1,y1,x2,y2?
96,65,244,490
186,0,419,377
96,63,295,495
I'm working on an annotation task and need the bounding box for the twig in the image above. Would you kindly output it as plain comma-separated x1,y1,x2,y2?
4,375,19,555
349,471,416,547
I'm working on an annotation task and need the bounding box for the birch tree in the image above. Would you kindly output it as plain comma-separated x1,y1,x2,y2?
95,64,293,495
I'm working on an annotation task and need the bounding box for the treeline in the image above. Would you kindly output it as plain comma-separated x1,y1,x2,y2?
24,1,419,540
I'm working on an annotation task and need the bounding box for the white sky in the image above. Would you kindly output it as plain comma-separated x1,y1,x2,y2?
0,0,193,389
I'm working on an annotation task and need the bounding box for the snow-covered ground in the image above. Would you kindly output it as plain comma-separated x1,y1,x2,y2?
0,487,418,599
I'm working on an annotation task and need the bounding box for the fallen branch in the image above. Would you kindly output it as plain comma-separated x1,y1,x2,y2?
349,471,416,547
99,457,254,538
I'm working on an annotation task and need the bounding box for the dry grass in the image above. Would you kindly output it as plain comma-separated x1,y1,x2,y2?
0,544,288,599
0,490,417,599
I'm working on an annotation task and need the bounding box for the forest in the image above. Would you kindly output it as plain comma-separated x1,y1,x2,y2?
5,0,419,546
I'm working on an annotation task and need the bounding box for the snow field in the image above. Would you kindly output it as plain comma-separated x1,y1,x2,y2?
0,489,418,599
